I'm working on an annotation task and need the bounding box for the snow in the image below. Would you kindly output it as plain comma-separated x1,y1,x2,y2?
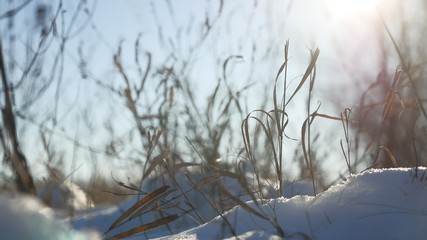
155,168,427,239
3,168,427,239
37,178,94,212
72,167,275,239
0,194,100,240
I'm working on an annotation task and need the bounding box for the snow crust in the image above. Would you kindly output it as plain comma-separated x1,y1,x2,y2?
0,194,100,240
6,167,420,239
159,168,427,239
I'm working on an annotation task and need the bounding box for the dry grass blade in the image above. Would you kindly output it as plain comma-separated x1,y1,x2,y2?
285,48,320,106
340,108,353,173
301,119,311,178
371,69,401,165
214,169,240,179
378,146,399,167
314,112,359,124
379,12,427,120
273,41,290,123
193,174,222,190
222,55,244,82
106,215,179,240
170,162,202,173
206,81,221,118
241,109,289,192
241,114,253,162
111,174,143,193
0,39,36,194
301,104,321,195
274,41,290,85
107,185,171,231
211,169,265,204
217,184,267,220
142,149,170,181
128,188,175,220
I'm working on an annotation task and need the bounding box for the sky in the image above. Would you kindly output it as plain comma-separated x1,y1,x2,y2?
0,0,422,183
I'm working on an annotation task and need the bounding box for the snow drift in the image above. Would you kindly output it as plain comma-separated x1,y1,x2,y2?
161,168,427,239
2,168,427,239
0,194,99,240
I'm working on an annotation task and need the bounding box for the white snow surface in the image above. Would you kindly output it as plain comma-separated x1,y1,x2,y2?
37,178,94,212
0,194,100,240
72,168,275,239
156,168,427,239
4,168,427,239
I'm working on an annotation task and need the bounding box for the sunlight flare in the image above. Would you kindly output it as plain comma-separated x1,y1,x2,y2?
322,0,383,19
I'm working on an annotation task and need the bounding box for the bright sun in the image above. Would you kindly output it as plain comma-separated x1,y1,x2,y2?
322,0,383,19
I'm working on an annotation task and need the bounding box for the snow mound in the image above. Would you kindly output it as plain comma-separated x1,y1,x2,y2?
163,168,427,239
37,179,94,212
37,166,94,212
282,179,316,197
72,167,274,239
223,231,283,240
0,194,100,240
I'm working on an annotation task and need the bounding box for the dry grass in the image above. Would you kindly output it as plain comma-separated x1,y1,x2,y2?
347,12,427,172
104,186,177,239
1,1,427,239
99,41,326,238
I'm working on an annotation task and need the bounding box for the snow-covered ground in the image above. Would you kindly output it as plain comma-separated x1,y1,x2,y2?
0,193,100,240
72,167,278,239
37,177,94,213
163,168,427,239
1,168,427,239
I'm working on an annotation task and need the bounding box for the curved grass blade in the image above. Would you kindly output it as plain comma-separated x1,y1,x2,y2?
142,149,170,181
285,48,319,106
217,184,267,220
106,215,179,240
106,185,170,232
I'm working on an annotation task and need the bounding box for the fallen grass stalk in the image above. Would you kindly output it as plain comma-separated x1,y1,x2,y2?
106,215,179,240
106,185,174,232
217,184,267,220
